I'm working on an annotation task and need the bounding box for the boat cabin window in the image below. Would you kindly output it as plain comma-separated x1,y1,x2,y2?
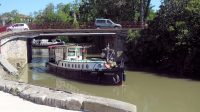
76,48,82,57
68,48,76,56
86,64,89,69
56,39,61,42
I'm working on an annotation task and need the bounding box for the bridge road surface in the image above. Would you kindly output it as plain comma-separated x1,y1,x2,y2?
0,91,82,112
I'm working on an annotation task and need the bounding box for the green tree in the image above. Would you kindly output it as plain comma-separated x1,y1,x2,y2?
43,3,56,22
126,0,200,79
11,10,21,23
0,10,29,24
72,0,80,28
184,0,200,78
33,2,77,26
58,36,69,43
56,3,72,22
79,0,97,21
79,0,151,22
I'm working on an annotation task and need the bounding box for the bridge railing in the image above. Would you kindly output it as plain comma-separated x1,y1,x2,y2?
0,26,7,33
29,22,95,29
29,22,145,30
0,22,146,33
120,21,146,28
0,22,145,31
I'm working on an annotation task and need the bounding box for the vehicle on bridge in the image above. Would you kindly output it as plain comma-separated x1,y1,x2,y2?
46,44,125,85
6,23,29,32
95,18,122,29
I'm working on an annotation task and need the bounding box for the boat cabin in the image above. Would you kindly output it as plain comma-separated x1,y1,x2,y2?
48,44,88,63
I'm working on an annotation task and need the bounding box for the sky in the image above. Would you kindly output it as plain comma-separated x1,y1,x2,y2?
0,0,161,15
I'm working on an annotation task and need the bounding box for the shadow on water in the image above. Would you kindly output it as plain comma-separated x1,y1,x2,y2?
18,48,200,112
125,63,200,82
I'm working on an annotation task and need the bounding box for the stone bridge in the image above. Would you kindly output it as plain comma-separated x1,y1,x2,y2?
0,29,132,74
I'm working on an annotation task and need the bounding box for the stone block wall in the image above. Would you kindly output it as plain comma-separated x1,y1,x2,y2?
0,79,137,112
1,38,28,69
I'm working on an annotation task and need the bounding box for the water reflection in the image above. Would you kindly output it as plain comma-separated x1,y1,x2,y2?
18,48,200,112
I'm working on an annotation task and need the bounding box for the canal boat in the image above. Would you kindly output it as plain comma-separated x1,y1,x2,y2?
46,44,125,85
32,39,65,47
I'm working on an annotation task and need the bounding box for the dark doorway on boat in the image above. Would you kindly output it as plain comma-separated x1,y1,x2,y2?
65,35,115,54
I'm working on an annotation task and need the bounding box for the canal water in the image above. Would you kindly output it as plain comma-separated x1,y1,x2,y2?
18,48,200,112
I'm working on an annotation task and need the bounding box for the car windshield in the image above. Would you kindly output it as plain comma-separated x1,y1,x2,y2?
19,24,24,26
13,24,19,27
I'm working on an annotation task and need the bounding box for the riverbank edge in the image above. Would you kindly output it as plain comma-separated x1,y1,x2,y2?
0,78,136,112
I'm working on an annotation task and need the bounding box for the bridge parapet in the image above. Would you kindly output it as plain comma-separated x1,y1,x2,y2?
0,29,129,39
29,22,144,29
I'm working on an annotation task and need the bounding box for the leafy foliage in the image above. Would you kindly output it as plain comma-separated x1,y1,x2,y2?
33,3,76,24
126,0,200,79
58,36,69,43
79,0,152,22
0,10,32,24
1,0,153,27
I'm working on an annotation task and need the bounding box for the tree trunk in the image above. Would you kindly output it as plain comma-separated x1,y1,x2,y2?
144,0,151,22
131,0,136,22
140,0,144,27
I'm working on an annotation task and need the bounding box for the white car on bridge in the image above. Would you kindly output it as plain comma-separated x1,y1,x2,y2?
6,23,29,32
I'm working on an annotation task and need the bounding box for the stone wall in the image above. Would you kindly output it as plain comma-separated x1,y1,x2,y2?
0,79,136,112
1,38,28,69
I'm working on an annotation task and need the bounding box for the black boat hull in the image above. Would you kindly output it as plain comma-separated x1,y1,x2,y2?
46,62,125,85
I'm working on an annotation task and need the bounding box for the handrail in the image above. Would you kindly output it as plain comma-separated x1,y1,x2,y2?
28,22,146,30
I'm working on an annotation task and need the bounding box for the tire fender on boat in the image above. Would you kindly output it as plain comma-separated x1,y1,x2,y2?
113,74,120,84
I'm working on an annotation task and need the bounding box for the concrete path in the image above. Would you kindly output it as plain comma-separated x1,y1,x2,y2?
0,91,81,112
